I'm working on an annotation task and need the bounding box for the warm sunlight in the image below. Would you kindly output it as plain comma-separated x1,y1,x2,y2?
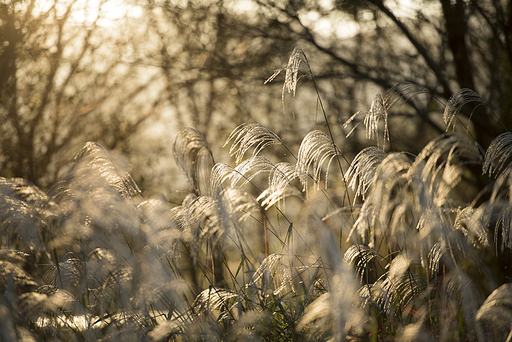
4,0,510,340
35,0,143,27
297,0,440,41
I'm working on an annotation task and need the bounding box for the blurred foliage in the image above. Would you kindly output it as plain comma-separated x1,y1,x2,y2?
0,0,161,190
3,4,512,338
2,0,512,198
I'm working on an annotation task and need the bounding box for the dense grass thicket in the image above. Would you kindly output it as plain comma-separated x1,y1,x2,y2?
2,47,512,341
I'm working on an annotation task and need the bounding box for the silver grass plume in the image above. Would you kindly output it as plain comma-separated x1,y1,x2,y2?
42,249,135,314
343,244,378,282
147,320,181,342
248,253,294,298
359,274,423,323
387,252,417,287
83,248,121,305
0,254,38,293
378,270,425,316
296,292,333,334
476,283,512,341
408,164,454,251
43,254,83,293
210,157,275,195
427,241,448,276
404,133,482,254
493,203,512,253
257,162,303,210
257,184,303,211
348,199,374,244
0,178,53,208
227,311,271,341
451,269,486,341
50,141,141,200
422,267,488,341
138,198,181,261
264,46,312,116
398,322,436,342
412,132,482,205
357,258,417,317
23,285,85,320
443,88,488,131
384,82,430,109
453,207,489,249
344,82,429,148
181,196,220,241
268,162,297,192
483,132,512,178
299,215,365,340
193,287,238,316
0,249,31,265
173,128,214,195
418,205,490,275
170,191,257,264
416,132,482,167
343,94,388,146
226,156,276,189
0,178,56,253
48,142,142,245
350,153,412,247
212,157,301,211
296,130,342,192
488,163,512,203
210,163,236,196
219,187,259,223
224,123,283,165
480,135,512,203
360,253,425,318
297,290,366,339
345,146,387,204
169,202,190,233
366,93,388,143
138,197,174,231
169,195,219,265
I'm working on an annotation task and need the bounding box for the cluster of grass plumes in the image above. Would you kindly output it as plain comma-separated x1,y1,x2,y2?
2,47,512,342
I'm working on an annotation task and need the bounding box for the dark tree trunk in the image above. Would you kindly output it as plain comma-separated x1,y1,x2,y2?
441,0,501,149
441,0,475,90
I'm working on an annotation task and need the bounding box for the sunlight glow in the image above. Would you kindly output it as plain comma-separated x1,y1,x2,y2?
35,0,143,27
297,0,439,41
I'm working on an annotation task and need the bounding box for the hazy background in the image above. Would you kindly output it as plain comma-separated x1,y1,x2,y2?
1,0,510,199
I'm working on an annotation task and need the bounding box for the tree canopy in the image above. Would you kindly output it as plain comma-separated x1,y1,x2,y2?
1,0,510,195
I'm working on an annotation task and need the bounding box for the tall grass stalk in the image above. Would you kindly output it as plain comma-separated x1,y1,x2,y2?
1,47,512,341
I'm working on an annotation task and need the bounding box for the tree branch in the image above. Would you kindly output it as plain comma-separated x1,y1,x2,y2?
370,0,453,99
